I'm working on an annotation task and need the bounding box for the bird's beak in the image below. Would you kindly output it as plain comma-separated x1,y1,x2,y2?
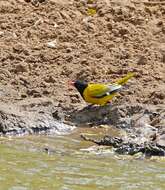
68,80,75,89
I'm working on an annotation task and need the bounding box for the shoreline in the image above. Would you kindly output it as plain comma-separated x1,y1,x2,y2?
0,97,164,157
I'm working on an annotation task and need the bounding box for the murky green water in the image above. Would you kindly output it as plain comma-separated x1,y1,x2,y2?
0,128,165,190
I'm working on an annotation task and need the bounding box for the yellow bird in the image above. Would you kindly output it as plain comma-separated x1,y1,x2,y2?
69,73,135,106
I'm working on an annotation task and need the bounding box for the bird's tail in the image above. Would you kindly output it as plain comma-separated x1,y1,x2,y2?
115,72,135,85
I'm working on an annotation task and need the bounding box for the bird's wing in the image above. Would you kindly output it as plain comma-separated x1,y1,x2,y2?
87,83,122,98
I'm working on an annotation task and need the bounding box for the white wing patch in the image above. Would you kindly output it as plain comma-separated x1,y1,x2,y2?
92,84,122,98
109,84,122,93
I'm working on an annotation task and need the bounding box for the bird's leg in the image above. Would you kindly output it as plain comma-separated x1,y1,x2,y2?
107,101,113,106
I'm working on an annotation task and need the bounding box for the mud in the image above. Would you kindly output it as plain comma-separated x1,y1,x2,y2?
0,98,75,135
0,0,165,156
0,0,164,107
79,103,165,157
81,134,165,156
1,98,164,157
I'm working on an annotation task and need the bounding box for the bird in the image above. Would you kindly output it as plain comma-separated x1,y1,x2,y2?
69,72,135,106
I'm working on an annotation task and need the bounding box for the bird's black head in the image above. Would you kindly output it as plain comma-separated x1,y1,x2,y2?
74,80,88,98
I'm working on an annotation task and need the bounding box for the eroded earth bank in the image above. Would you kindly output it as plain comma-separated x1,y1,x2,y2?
0,0,165,157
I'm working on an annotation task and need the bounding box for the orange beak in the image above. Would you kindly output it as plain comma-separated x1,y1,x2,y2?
68,80,75,89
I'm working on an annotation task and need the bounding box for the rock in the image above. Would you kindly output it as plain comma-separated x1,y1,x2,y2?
44,76,56,83
0,31,4,36
13,44,24,53
119,27,129,36
15,63,28,73
31,0,39,7
134,124,157,142
26,89,41,97
81,59,88,65
78,104,165,157
47,40,57,49
81,134,165,156
82,16,92,26
70,104,164,129
0,100,75,136
94,51,104,59
137,56,147,65
156,134,165,148
21,93,27,98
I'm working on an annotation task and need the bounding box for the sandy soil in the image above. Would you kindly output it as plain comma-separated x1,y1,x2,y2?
0,0,165,156
0,0,165,109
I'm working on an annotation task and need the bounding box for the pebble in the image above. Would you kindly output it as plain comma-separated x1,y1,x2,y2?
0,31,4,36
47,40,57,49
82,16,92,25
54,23,58,28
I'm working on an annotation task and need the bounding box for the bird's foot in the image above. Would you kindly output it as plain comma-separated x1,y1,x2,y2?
106,101,113,106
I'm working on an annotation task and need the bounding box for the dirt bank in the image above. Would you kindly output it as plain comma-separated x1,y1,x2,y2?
0,0,164,107
0,0,165,155
0,98,75,135
1,98,164,156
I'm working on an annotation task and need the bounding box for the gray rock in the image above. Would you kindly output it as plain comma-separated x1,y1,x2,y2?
156,134,165,147
0,98,75,136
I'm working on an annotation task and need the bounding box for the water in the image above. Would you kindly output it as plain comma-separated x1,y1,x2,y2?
0,128,165,190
